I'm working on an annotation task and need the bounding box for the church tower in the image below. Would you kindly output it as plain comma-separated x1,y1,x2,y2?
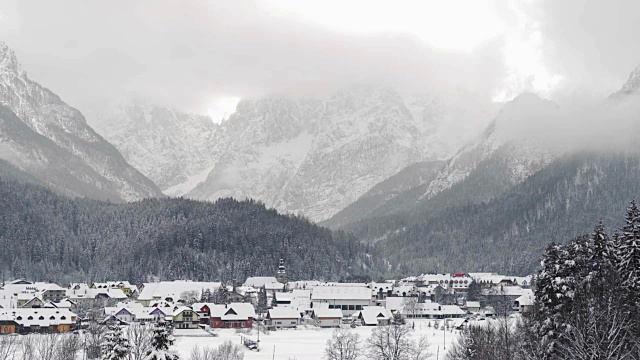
276,258,287,284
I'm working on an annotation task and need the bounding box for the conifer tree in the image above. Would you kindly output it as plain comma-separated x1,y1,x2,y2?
616,200,640,295
144,323,178,360
101,322,130,360
589,220,612,276
534,242,565,355
257,286,268,314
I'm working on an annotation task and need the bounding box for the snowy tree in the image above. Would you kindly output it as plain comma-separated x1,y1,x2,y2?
324,327,360,360
615,200,640,295
102,322,131,360
534,242,566,355
257,286,268,314
213,284,228,305
466,280,481,302
144,323,179,360
270,290,278,308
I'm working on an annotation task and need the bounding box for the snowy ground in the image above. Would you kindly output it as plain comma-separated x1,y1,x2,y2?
174,319,462,359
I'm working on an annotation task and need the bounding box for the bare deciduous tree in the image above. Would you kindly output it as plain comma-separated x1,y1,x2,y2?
127,323,154,360
57,334,82,360
34,334,60,360
0,333,20,360
85,322,107,359
367,323,431,360
324,327,360,360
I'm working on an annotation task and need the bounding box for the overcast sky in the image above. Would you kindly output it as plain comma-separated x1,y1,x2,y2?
1,0,639,126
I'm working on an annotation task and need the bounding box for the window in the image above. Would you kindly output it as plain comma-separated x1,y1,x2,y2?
341,305,348,310
27,316,33,320
348,305,355,311
356,305,363,311
61,316,66,320
50,316,55,320
16,316,22,320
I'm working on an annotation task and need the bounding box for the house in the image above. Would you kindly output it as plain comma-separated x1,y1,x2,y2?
38,284,67,303
274,292,293,306
514,291,535,313
172,307,200,329
266,308,301,328
66,286,128,307
368,282,393,302
0,308,77,334
397,301,466,319
311,286,372,316
243,277,279,288
356,306,392,326
465,301,481,312
312,308,342,328
209,303,255,329
91,281,138,297
137,281,222,306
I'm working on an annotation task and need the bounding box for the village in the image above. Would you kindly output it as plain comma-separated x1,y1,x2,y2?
0,260,535,342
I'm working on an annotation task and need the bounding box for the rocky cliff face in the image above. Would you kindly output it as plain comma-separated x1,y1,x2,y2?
0,42,162,201
96,101,220,191
185,85,451,221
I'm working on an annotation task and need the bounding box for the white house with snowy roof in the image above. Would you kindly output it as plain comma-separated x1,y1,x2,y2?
311,308,343,327
267,307,301,328
355,306,392,326
311,286,372,316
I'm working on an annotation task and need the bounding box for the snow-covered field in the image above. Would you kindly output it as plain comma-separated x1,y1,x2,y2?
174,320,460,359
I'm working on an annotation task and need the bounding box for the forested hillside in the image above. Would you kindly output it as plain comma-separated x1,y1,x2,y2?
371,152,640,275
0,175,374,285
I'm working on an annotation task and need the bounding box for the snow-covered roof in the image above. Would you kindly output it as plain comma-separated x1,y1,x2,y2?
67,287,128,300
137,281,222,301
465,301,481,308
210,303,256,321
384,297,406,311
244,277,279,288
392,285,416,296
357,306,392,325
0,308,76,327
515,290,535,306
482,286,528,297
311,286,371,301
313,308,343,319
268,307,301,319
275,292,294,302
172,306,196,317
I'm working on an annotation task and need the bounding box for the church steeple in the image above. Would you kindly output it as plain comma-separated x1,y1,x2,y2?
276,258,287,284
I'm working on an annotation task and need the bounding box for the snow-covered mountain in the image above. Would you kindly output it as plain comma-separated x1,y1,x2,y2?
323,92,560,230
182,85,452,222
0,42,162,201
98,85,456,222
419,93,558,201
611,64,640,98
95,101,220,190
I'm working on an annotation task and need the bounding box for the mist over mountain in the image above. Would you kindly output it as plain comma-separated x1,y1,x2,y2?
101,85,462,222
323,67,640,275
95,100,220,190
0,42,163,202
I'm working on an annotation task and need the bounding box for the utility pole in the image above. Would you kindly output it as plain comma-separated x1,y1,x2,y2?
444,320,446,350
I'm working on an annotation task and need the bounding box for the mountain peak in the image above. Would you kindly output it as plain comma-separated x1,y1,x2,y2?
621,64,640,93
0,41,26,77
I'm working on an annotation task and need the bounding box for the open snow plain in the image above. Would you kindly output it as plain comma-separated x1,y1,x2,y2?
174,319,461,359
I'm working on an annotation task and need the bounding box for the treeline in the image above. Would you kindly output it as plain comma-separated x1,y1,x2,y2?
447,200,640,359
0,177,377,284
